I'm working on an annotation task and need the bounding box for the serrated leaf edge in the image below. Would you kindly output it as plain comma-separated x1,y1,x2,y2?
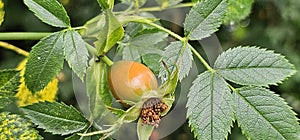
23,0,70,27
22,101,89,135
234,87,300,139
215,46,296,86
186,71,235,140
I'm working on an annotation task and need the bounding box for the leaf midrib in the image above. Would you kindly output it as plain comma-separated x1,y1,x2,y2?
24,108,87,125
210,72,215,140
70,31,83,74
33,33,62,90
189,0,223,34
235,90,285,139
29,0,67,26
216,66,293,71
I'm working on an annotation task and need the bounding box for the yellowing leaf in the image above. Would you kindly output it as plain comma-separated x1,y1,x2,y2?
15,59,58,107
0,0,5,26
0,112,42,139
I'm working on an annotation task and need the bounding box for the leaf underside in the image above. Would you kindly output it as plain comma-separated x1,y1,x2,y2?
214,46,296,86
86,61,113,122
159,41,193,82
22,101,89,135
64,30,89,81
95,10,124,55
187,71,234,140
234,87,300,139
121,30,167,62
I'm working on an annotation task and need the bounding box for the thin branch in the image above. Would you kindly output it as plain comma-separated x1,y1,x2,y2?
0,41,29,57
0,32,52,40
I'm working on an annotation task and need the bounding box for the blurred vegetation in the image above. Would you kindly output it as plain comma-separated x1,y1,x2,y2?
0,0,299,139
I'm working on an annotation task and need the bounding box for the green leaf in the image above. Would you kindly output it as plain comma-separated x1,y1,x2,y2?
80,14,105,42
0,69,18,88
117,14,158,26
184,0,227,40
107,106,126,118
159,68,178,116
117,14,166,62
64,30,89,81
224,0,254,24
23,0,70,27
126,29,168,47
158,66,178,97
187,71,234,140
159,41,193,81
137,118,154,140
121,0,146,8
214,46,296,86
97,0,109,9
0,0,4,26
234,87,300,139
0,69,20,108
95,10,124,55
22,101,89,135
155,0,183,7
80,14,156,42
120,29,167,62
136,0,147,8
0,112,43,139
123,101,143,123
142,53,162,74
86,60,112,122
24,32,64,92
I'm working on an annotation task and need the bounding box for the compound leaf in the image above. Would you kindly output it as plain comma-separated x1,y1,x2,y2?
24,32,64,93
0,112,42,139
64,30,89,81
214,46,296,86
187,71,234,140
234,87,300,139
184,0,227,40
24,0,70,27
22,101,89,135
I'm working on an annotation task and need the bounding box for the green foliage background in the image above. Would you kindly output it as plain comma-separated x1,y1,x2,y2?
0,0,299,139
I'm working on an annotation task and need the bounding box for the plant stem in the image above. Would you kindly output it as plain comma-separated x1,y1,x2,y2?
127,2,195,14
189,46,213,72
101,55,114,66
138,21,213,71
85,43,114,66
227,83,237,93
0,32,52,40
142,22,185,42
0,41,29,57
